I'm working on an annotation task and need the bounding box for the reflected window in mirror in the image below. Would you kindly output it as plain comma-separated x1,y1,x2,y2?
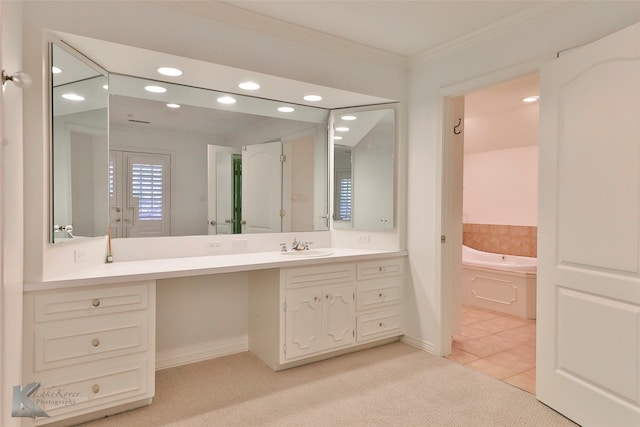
331,106,396,231
50,43,109,242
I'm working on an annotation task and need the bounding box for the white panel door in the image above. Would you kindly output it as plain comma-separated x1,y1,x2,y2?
285,288,323,360
242,140,282,233
538,22,640,426
110,151,171,238
215,151,234,234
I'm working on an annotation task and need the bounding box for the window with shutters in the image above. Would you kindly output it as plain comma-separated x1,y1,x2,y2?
335,170,352,221
131,162,164,220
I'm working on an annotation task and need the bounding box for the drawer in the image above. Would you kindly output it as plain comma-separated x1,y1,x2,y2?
283,263,355,290
34,312,149,372
356,259,403,281
33,282,151,323
357,309,402,342
29,356,151,421
357,280,401,311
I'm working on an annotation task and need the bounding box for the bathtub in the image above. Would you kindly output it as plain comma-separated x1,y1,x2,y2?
461,245,537,319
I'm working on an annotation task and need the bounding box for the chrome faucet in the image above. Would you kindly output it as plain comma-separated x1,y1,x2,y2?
280,243,288,252
291,238,312,251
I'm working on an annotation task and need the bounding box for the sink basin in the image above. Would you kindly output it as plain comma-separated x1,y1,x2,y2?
280,249,334,258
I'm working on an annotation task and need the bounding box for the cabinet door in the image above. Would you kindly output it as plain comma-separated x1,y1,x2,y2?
322,286,355,350
285,288,323,359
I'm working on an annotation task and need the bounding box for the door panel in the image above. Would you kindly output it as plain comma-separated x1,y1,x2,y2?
242,141,282,233
285,288,322,359
323,286,355,348
538,21,640,426
215,151,234,234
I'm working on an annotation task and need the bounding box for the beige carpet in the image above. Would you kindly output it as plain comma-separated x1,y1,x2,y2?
80,342,577,427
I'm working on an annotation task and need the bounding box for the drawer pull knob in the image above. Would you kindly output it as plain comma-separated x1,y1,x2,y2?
379,293,385,298
92,384,100,394
91,299,101,307
379,322,384,328
91,338,100,347
378,267,384,272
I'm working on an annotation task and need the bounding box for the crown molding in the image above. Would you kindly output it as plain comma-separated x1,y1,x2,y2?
410,2,569,66
154,1,408,69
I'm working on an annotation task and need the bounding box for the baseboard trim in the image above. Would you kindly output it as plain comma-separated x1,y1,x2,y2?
401,335,436,354
156,336,248,370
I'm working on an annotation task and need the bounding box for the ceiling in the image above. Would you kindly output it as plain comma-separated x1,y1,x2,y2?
218,1,552,57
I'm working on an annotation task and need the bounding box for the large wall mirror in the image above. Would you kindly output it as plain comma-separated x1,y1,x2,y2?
332,106,396,230
51,43,109,241
50,39,397,244
50,41,330,242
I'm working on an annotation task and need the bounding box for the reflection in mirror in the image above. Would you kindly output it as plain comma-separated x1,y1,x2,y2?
108,75,329,238
51,43,109,242
332,107,395,230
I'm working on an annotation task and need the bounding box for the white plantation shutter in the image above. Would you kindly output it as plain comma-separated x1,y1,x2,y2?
131,162,164,220
338,176,352,221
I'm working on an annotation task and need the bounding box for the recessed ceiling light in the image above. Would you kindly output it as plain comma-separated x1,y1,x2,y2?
303,95,322,102
102,84,109,90
278,106,295,113
51,66,62,74
239,81,260,90
334,136,343,140
335,127,349,132
341,115,357,121
145,85,167,93
61,93,85,101
523,95,540,103
166,103,181,109
157,67,183,77
217,96,236,104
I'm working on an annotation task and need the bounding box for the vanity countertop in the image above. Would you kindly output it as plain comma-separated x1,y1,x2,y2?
24,248,407,291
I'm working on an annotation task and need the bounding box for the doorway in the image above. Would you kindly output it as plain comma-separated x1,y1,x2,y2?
444,73,539,394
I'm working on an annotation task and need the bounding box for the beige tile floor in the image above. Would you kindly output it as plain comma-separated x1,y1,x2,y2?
446,305,536,394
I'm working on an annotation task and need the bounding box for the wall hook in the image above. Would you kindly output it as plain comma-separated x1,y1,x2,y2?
2,70,32,88
453,118,462,135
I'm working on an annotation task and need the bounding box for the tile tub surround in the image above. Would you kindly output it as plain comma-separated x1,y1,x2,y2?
463,224,537,258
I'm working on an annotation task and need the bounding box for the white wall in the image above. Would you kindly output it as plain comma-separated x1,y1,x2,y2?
155,273,249,369
405,3,640,354
463,146,538,226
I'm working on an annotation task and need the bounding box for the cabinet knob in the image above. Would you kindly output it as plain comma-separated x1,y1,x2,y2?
91,338,100,347
378,267,384,272
379,322,384,328
91,298,101,307
92,384,100,394
379,293,385,298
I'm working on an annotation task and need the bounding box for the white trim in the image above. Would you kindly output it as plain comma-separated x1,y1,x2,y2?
400,335,436,354
155,336,249,370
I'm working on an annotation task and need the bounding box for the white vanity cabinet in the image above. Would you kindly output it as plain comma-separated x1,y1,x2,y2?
22,281,156,426
249,257,403,371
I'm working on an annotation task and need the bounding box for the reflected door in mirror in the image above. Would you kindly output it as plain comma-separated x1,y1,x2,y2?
242,141,283,233
110,150,171,238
